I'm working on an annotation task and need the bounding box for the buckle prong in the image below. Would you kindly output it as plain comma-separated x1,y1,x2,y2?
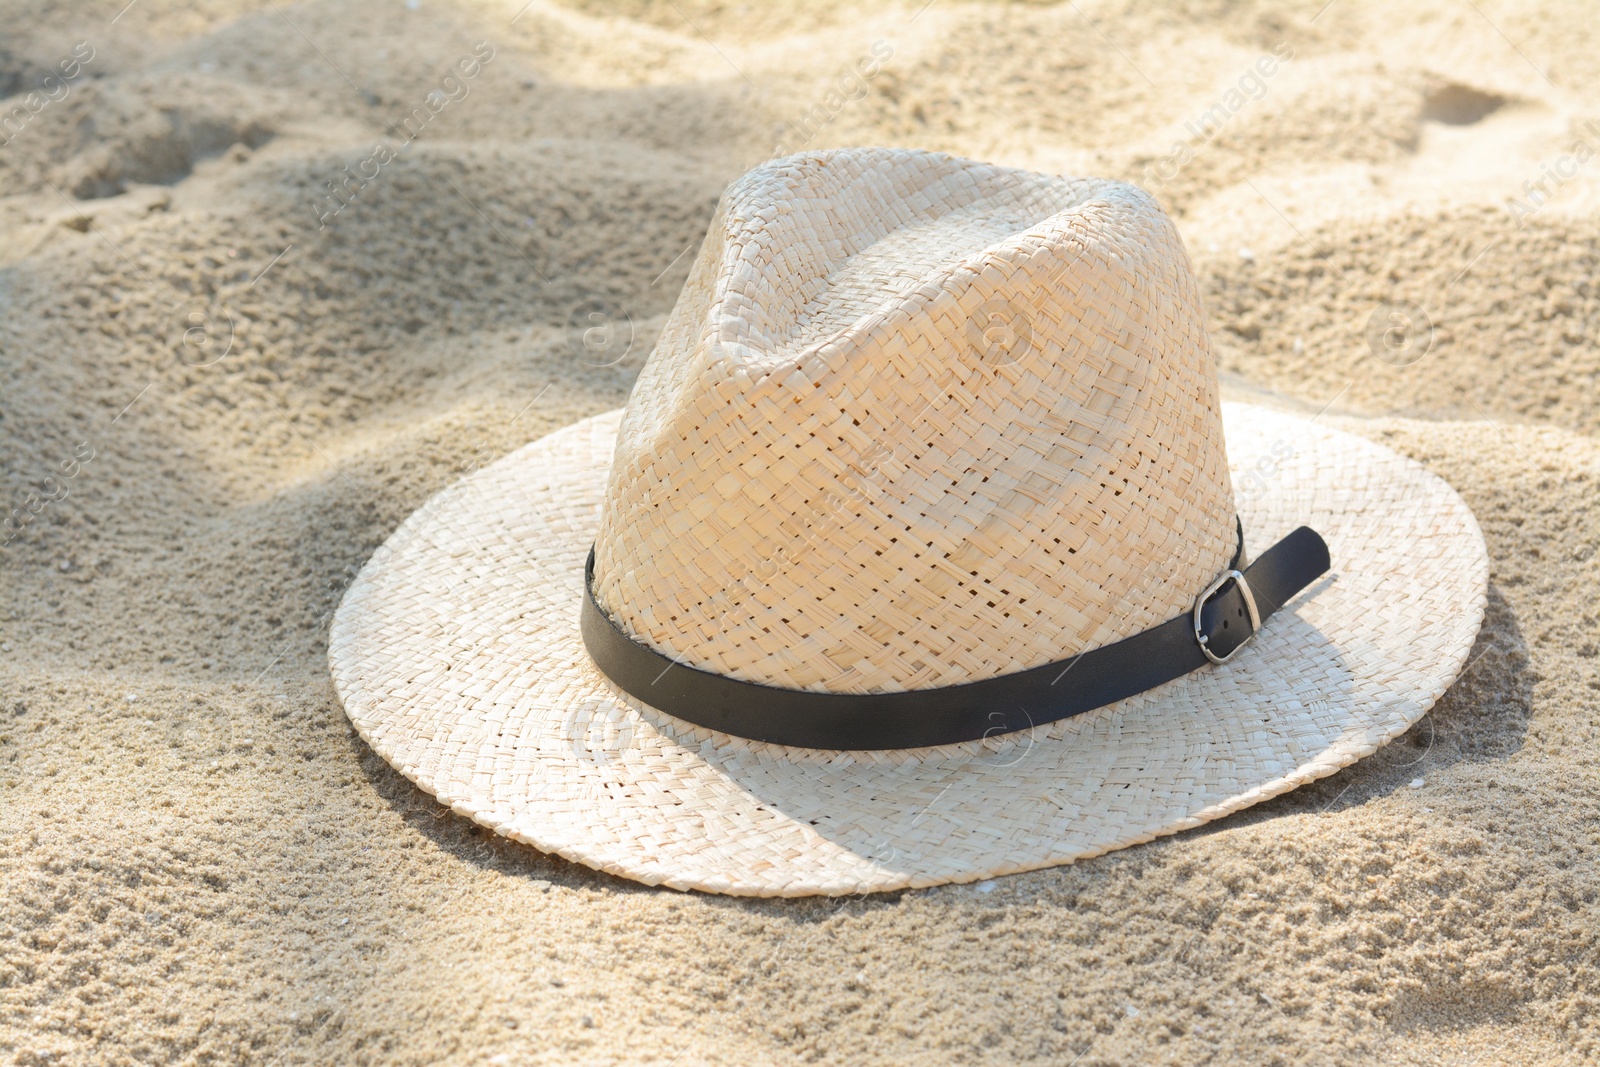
1193,569,1261,665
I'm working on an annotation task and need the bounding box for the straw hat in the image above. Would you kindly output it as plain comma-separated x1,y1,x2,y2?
329,148,1487,896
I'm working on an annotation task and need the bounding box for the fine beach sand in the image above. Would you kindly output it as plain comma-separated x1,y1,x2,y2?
2,0,1598,1063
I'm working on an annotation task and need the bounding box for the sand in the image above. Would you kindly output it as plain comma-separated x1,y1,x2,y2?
1,0,1598,1063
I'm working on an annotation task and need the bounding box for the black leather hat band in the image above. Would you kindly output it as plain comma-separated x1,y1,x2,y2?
579,521,1330,750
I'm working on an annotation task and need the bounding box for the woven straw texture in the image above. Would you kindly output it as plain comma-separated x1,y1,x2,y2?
593,149,1234,693
328,149,1487,895
328,402,1487,896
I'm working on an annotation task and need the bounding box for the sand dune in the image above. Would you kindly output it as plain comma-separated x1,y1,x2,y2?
2,0,1597,1063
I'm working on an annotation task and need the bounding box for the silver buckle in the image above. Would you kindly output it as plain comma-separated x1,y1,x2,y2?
1192,569,1261,665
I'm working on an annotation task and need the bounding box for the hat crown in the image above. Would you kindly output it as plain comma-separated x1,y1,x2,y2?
592,148,1236,694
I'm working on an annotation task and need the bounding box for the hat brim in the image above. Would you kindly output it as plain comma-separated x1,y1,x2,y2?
328,402,1487,897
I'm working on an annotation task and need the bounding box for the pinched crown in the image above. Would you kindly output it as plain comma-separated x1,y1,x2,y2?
590,148,1236,695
